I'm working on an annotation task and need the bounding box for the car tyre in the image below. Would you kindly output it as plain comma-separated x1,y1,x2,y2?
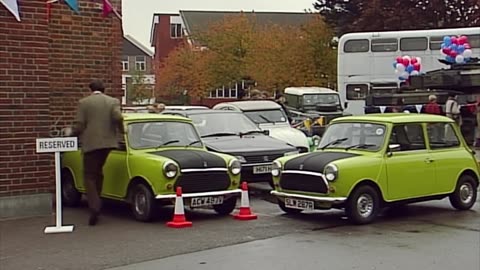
278,199,302,214
345,185,380,225
129,183,157,222
61,170,81,207
449,175,478,210
213,197,237,215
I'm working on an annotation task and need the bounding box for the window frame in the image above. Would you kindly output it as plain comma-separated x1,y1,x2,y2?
429,36,444,50
170,23,183,39
346,84,368,100
122,56,129,71
343,39,370,53
426,122,461,150
371,38,398,52
400,37,428,51
388,123,427,152
135,56,146,71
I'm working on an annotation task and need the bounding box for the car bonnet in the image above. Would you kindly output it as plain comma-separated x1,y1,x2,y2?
283,151,359,173
148,149,226,169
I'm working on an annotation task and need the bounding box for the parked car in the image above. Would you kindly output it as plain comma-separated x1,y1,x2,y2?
122,105,209,113
162,109,299,185
61,113,242,222
212,100,315,152
270,113,479,224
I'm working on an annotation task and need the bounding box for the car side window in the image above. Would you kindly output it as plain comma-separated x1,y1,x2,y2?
427,122,460,149
389,124,426,151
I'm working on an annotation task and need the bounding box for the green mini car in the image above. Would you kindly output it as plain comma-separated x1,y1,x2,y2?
270,113,479,224
61,113,242,222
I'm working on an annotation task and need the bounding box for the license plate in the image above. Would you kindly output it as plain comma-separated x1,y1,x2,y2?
285,198,314,210
190,196,224,207
253,165,272,174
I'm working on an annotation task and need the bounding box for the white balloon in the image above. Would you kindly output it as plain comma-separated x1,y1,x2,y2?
403,55,411,61
410,70,420,76
463,49,473,58
416,57,422,64
455,55,465,64
396,63,406,72
401,71,409,79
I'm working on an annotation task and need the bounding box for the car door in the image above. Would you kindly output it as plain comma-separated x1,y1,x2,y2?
101,135,130,199
426,122,468,194
385,123,435,200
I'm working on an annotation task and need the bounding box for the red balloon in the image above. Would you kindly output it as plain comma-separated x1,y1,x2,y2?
410,57,418,65
396,56,403,63
442,48,451,55
450,51,458,57
458,36,468,45
413,63,421,71
451,36,458,44
464,43,471,49
402,58,410,66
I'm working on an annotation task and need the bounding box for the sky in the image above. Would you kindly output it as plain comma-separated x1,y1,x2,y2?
122,0,316,49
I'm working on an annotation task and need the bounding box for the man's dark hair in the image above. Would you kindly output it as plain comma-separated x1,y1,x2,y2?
89,80,105,92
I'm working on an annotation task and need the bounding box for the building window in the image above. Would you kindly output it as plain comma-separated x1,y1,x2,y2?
346,84,368,100
344,39,369,53
400,37,428,51
371,38,398,52
135,56,146,71
122,56,129,71
429,36,444,50
170,24,182,39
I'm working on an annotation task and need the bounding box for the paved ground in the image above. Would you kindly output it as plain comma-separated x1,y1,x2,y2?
1,187,479,270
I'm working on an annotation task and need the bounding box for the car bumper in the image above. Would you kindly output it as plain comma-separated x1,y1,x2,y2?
270,190,347,204
155,189,242,199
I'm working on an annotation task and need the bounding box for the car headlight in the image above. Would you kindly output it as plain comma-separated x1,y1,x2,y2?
324,164,338,182
236,156,247,163
163,161,178,178
271,160,282,177
229,159,241,175
284,151,299,156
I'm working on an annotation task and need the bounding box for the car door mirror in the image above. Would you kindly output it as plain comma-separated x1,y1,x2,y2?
387,144,401,156
263,129,270,136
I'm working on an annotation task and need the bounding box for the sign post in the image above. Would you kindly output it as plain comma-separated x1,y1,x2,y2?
36,137,78,234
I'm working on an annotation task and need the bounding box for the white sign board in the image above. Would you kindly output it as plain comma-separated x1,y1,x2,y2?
36,137,78,153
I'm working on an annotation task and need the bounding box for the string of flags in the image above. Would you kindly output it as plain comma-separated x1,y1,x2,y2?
0,0,121,22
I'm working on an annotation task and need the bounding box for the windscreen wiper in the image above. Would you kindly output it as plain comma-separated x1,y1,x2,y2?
320,138,348,150
201,132,238,138
344,143,376,151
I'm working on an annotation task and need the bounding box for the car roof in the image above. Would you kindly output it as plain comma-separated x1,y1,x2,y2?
165,105,209,110
163,109,243,116
123,113,192,122
333,113,455,124
284,87,338,95
214,100,281,111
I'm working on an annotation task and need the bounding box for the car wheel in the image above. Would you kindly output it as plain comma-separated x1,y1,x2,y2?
213,197,237,215
278,199,302,214
129,183,157,222
345,185,380,225
449,175,478,210
61,170,81,207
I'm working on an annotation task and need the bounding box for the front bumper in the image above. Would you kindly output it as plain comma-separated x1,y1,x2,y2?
156,189,242,199
270,190,347,204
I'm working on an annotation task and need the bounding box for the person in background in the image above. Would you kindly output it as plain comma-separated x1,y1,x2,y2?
67,80,125,226
275,93,292,123
249,89,262,100
391,97,404,113
147,103,166,113
445,94,462,125
424,95,443,115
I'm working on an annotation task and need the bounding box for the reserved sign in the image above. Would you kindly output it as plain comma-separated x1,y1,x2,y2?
36,137,78,153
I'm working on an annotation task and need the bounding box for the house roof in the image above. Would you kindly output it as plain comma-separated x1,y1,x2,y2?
179,10,316,37
124,35,154,57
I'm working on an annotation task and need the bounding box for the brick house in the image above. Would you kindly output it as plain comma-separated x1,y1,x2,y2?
122,35,155,105
150,10,315,107
0,0,123,218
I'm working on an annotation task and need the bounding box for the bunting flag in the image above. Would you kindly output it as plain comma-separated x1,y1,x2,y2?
64,0,79,13
379,106,386,114
0,0,20,21
102,0,121,19
415,104,423,113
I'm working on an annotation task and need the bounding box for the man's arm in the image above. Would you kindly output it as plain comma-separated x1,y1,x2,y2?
112,98,125,134
70,101,86,137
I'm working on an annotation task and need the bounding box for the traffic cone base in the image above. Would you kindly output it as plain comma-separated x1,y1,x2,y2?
233,182,258,220
166,187,192,228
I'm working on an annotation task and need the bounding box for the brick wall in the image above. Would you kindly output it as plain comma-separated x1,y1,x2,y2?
0,0,122,198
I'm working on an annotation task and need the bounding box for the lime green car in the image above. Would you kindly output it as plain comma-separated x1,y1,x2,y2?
61,113,242,222
270,113,479,224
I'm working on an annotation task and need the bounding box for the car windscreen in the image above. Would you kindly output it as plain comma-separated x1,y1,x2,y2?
318,122,386,151
303,94,340,105
127,121,202,149
243,109,287,124
189,113,260,136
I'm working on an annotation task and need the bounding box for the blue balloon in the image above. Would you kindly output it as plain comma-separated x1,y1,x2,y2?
457,45,465,53
393,62,397,69
441,43,447,49
445,56,455,63
443,36,452,45
450,44,458,51
406,64,414,73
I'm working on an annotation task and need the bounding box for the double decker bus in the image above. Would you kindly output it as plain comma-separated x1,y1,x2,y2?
337,27,480,115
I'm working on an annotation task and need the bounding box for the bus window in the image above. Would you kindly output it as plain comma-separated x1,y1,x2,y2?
466,34,480,48
400,37,428,51
346,84,368,100
371,38,398,52
344,39,369,53
429,36,444,50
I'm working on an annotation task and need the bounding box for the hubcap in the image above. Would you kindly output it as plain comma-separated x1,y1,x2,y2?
134,191,147,215
459,183,474,204
357,194,374,218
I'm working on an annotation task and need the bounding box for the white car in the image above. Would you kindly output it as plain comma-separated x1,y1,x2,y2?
213,100,312,153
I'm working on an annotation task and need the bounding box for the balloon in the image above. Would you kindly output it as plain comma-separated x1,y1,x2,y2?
450,50,458,57
413,63,421,71
443,36,452,45
396,56,403,63
411,57,418,65
458,35,468,45
410,70,420,76
401,71,409,79
464,43,471,49
442,47,451,55
396,63,406,72
464,49,473,58
451,36,458,44
416,57,422,64
457,45,465,53
393,62,398,69
455,55,465,64
402,58,410,66
451,44,458,51
406,64,414,73
403,55,411,61
446,55,455,63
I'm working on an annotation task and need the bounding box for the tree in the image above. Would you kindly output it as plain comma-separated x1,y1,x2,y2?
313,0,480,35
127,70,153,104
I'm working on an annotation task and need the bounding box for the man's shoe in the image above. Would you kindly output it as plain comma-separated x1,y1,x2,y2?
88,213,99,226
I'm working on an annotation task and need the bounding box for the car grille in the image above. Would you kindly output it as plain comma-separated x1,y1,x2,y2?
174,171,231,193
279,173,328,194
245,154,284,164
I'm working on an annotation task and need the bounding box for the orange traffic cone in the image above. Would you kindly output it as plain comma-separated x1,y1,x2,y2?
166,187,192,228
233,182,258,220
